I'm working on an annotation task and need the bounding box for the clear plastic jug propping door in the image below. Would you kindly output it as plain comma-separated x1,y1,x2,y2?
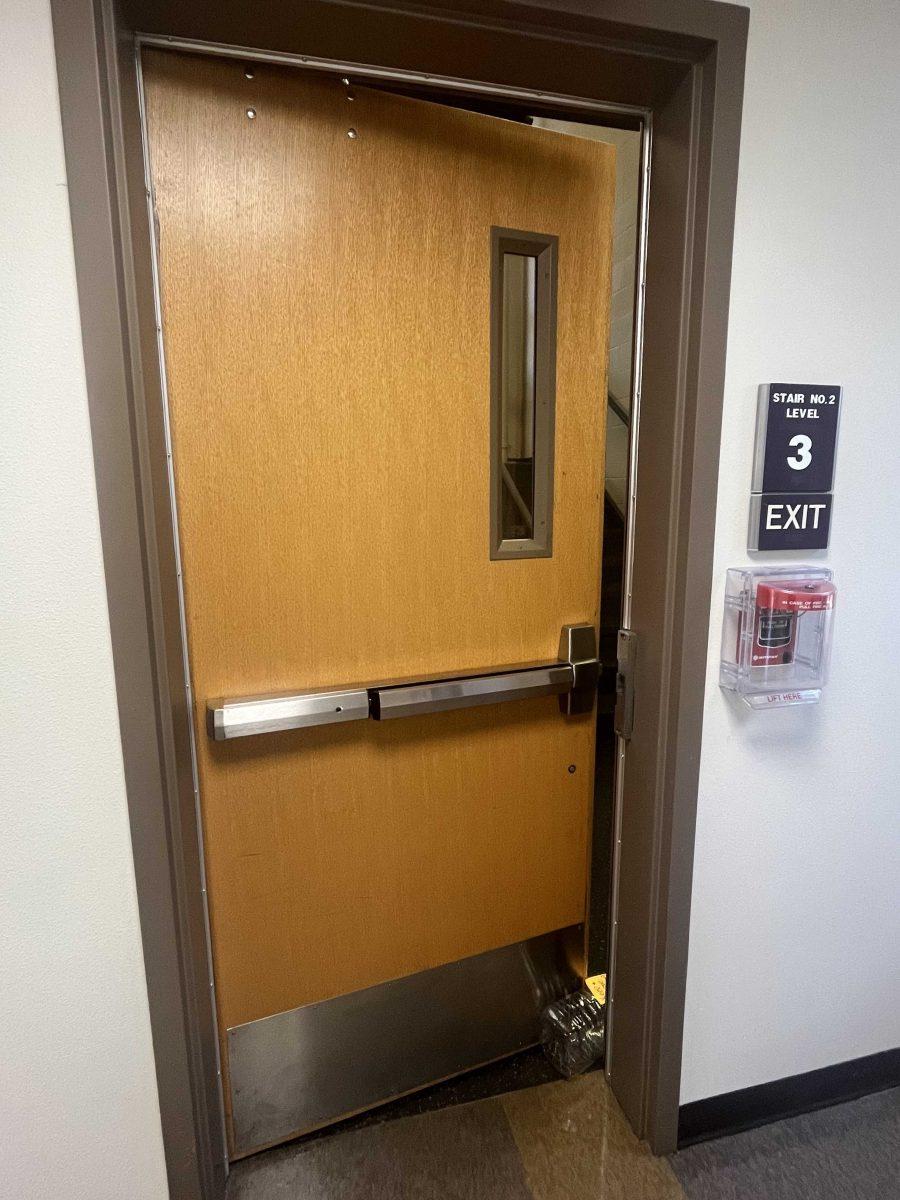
719,566,836,709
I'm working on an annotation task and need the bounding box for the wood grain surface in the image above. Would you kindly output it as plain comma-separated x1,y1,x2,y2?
143,49,613,1040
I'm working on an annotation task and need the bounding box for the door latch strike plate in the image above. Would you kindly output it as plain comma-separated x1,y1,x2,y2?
614,629,637,740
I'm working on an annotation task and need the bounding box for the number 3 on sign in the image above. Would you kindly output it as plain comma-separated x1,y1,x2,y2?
787,434,812,470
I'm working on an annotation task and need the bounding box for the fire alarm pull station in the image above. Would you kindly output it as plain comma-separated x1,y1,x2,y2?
719,566,836,708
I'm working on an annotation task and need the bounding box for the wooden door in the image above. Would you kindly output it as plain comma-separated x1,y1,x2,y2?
143,48,614,1155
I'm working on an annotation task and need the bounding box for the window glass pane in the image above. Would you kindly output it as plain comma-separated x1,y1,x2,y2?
500,253,537,540
490,228,556,560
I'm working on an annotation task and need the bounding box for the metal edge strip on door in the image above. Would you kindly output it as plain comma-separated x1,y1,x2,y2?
604,109,652,1085
134,46,230,1170
135,35,649,122
227,925,582,1157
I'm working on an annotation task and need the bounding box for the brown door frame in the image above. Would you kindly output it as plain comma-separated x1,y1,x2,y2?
50,1,747,1196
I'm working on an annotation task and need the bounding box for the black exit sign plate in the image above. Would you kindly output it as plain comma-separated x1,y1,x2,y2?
749,492,833,551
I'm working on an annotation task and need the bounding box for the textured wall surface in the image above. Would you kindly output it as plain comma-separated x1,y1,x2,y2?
682,0,900,1102
0,2,169,1196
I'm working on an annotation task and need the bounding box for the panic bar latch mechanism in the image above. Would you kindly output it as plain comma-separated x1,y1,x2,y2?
207,623,600,741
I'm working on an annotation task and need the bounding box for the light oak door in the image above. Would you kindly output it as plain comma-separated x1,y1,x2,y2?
143,48,614,1157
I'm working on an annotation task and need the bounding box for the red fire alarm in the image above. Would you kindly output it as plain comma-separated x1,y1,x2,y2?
720,567,836,708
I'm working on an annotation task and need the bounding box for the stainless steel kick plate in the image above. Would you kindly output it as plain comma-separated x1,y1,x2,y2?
227,926,582,1156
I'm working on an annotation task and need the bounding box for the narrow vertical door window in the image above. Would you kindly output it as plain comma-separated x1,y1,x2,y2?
491,229,557,558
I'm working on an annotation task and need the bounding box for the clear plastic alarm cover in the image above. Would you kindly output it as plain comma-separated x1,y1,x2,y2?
719,566,836,709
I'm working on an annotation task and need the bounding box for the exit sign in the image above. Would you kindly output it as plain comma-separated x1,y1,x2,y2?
749,383,841,551
748,492,833,551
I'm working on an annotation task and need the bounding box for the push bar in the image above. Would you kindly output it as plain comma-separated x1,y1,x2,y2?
206,624,598,741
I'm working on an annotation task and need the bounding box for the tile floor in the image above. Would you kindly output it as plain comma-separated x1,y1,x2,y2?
227,1074,899,1200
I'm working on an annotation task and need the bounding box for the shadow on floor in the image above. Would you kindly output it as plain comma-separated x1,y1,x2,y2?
260,1045,574,1152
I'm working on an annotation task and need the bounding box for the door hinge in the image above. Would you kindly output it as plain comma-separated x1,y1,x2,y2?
614,629,637,740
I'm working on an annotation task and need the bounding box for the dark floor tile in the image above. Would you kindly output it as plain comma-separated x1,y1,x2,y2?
226,1121,404,1200
380,1097,535,1200
227,1095,534,1200
670,1086,900,1200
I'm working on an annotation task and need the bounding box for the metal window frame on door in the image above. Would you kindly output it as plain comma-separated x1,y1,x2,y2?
49,2,748,1197
489,226,559,560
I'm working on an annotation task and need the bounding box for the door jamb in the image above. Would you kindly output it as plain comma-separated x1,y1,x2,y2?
49,2,748,1196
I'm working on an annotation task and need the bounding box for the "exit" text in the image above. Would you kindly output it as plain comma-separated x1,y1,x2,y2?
765,502,827,530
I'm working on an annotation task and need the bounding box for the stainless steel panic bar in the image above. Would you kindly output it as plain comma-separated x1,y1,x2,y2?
206,623,598,741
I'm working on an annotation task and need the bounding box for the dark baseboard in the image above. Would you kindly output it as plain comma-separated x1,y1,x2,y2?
678,1047,900,1148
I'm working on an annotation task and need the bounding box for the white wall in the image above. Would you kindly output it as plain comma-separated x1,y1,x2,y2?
682,0,900,1103
0,2,170,1196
